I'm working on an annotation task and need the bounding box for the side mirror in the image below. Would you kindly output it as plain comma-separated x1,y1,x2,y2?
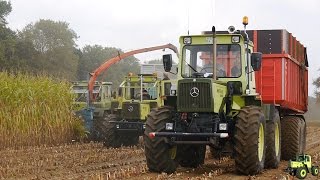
251,52,262,71
163,54,172,72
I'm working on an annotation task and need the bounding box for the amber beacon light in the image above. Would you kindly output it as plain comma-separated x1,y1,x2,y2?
242,16,248,25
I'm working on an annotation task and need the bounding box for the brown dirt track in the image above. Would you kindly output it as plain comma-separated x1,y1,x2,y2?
0,121,319,180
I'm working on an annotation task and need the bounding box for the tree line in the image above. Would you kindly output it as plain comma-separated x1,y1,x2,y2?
0,1,140,88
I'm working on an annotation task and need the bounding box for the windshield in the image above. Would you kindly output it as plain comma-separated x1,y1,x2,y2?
182,44,241,78
123,82,158,100
72,86,101,102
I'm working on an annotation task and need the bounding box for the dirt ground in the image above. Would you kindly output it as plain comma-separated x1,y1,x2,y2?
0,121,319,180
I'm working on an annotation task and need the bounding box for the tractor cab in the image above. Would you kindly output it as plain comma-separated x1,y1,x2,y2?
71,81,113,118
116,73,161,120
101,73,163,148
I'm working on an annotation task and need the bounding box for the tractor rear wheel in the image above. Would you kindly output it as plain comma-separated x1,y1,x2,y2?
265,109,281,168
144,106,178,173
311,166,319,176
296,167,308,179
101,114,122,148
281,116,306,160
234,106,266,175
178,145,206,168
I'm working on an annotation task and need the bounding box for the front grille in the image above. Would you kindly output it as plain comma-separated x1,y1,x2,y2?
122,102,140,120
178,80,212,112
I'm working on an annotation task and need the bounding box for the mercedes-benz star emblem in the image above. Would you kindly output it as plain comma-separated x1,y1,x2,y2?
190,87,200,97
128,105,134,112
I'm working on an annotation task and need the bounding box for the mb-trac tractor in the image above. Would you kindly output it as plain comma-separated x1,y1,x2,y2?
71,81,114,140
144,16,308,175
101,73,170,147
83,44,179,146
286,154,319,179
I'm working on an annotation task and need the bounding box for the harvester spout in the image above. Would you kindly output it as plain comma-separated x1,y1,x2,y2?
88,43,179,104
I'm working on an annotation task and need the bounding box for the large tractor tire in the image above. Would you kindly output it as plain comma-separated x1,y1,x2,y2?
281,116,306,160
144,106,178,173
265,109,281,168
178,145,206,168
101,114,122,148
91,118,102,141
234,106,266,175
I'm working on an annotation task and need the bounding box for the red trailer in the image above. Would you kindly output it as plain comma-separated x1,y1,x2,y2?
251,30,308,114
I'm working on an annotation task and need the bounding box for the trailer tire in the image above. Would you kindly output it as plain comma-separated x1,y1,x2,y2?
101,114,122,148
265,109,281,168
144,106,178,173
178,145,206,168
234,106,266,175
281,116,306,160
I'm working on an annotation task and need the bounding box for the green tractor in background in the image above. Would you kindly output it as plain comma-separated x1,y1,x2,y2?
71,81,115,140
287,154,319,179
102,73,172,147
143,17,308,175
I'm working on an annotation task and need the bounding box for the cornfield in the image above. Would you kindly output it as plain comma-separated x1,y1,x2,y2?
0,72,84,149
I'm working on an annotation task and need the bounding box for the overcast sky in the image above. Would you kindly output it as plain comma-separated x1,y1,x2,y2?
7,0,320,96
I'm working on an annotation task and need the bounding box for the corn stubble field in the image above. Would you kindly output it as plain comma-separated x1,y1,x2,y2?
0,72,320,179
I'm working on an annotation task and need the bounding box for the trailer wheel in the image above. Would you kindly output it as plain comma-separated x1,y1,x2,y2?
178,145,206,168
265,109,281,168
311,166,319,176
234,106,266,175
296,167,308,179
281,116,306,160
101,114,122,148
144,106,178,173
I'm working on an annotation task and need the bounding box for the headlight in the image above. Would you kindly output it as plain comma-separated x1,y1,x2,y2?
170,90,176,95
183,37,192,44
219,123,228,131
165,123,173,130
231,36,240,43
116,124,120,129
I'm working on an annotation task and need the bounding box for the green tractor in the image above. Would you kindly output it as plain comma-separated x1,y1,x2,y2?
102,73,169,147
143,17,308,175
287,154,319,179
71,81,114,140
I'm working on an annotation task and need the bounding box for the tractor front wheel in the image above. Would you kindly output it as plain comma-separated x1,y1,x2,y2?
296,167,308,179
144,106,178,173
234,106,266,175
101,114,122,148
311,166,319,176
